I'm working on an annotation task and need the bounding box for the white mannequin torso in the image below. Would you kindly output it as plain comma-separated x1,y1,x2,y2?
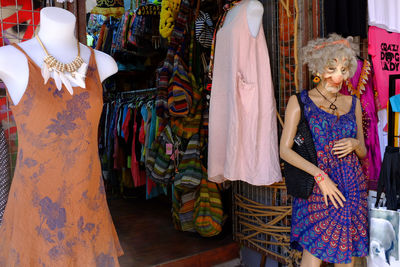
0,7,118,105
223,0,264,38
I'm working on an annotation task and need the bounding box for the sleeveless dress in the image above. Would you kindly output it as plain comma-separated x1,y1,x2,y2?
290,90,368,264
208,0,281,186
0,44,123,266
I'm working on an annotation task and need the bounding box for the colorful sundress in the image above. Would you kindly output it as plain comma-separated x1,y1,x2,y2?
290,90,368,264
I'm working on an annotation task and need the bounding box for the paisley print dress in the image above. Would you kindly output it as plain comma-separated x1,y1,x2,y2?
0,44,123,266
290,90,368,264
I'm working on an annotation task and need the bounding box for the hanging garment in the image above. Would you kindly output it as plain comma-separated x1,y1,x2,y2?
0,44,123,266
0,128,10,224
368,26,400,109
376,146,400,210
324,0,367,38
368,0,400,33
207,0,281,186
340,59,381,190
290,91,368,264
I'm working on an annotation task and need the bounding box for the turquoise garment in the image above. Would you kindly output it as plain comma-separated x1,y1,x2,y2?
390,94,400,112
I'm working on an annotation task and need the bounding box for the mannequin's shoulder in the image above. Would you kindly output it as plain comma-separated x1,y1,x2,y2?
0,42,33,82
247,0,264,14
0,44,27,69
87,47,118,82
93,49,117,66
246,0,263,37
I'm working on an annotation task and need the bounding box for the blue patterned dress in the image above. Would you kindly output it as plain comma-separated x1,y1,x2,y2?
290,90,368,264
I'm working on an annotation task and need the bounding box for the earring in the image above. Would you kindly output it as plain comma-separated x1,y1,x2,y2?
313,74,321,84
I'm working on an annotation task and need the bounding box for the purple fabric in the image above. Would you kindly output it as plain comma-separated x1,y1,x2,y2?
340,59,381,190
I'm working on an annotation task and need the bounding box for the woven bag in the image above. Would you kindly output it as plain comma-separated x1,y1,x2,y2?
174,134,202,190
283,93,318,199
146,124,180,184
167,50,193,117
193,166,224,237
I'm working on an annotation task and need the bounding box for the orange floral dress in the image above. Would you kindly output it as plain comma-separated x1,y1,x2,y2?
0,44,123,266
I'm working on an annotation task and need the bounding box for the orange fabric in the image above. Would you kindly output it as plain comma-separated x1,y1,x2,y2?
0,44,123,266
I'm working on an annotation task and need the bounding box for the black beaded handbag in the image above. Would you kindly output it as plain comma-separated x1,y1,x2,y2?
283,93,318,199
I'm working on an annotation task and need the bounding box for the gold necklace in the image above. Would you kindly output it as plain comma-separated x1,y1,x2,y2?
35,35,84,76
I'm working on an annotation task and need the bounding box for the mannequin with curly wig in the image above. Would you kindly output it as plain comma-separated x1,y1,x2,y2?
280,34,368,267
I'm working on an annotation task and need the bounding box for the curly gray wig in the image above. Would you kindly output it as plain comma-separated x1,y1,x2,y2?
301,33,359,78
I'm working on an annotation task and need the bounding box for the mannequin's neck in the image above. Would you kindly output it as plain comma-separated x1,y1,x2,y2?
317,84,338,99
36,7,78,53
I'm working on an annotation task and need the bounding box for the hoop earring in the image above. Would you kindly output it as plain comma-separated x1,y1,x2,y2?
313,75,321,84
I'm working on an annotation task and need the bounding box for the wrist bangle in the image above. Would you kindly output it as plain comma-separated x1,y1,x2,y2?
314,173,325,184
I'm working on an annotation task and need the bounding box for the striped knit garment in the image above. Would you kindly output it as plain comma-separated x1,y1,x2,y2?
193,166,223,237
146,124,180,184
0,128,10,225
174,134,202,189
156,0,191,118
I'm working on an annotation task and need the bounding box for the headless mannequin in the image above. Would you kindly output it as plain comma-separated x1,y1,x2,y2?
223,0,264,38
0,7,118,105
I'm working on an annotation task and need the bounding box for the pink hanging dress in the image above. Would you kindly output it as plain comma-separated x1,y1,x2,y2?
208,0,282,186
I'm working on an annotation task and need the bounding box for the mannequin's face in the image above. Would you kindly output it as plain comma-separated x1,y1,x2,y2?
319,57,350,94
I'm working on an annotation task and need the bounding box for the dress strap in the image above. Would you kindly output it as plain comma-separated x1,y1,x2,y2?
350,95,357,113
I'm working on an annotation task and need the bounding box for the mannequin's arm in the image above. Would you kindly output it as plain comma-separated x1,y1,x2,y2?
354,99,367,158
279,95,321,177
247,0,263,38
93,50,118,82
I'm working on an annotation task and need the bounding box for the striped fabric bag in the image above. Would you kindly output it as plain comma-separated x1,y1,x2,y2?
167,50,193,117
146,124,181,184
174,134,202,189
193,166,224,237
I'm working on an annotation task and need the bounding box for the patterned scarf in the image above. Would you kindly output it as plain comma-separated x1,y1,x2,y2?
208,0,243,80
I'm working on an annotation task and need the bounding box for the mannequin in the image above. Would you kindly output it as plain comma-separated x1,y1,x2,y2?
223,0,263,37
0,7,117,105
0,7,123,266
280,34,368,267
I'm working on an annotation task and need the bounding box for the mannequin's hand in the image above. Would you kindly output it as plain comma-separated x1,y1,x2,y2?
332,138,360,158
315,171,346,209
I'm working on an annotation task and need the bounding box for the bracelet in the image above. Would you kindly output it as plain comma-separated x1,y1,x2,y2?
314,173,325,184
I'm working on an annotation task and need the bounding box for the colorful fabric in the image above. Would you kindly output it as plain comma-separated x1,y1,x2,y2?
340,59,382,189
156,0,190,118
174,134,202,189
0,44,123,266
290,91,368,264
91,0,125,18
368,26,400,108
208,0,242,80
193,166,224,237
159,0,181,39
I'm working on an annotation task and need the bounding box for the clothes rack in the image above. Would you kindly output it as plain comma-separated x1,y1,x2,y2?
120,87,157,96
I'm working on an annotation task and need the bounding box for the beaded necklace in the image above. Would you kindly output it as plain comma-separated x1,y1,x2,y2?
36,35,87,94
